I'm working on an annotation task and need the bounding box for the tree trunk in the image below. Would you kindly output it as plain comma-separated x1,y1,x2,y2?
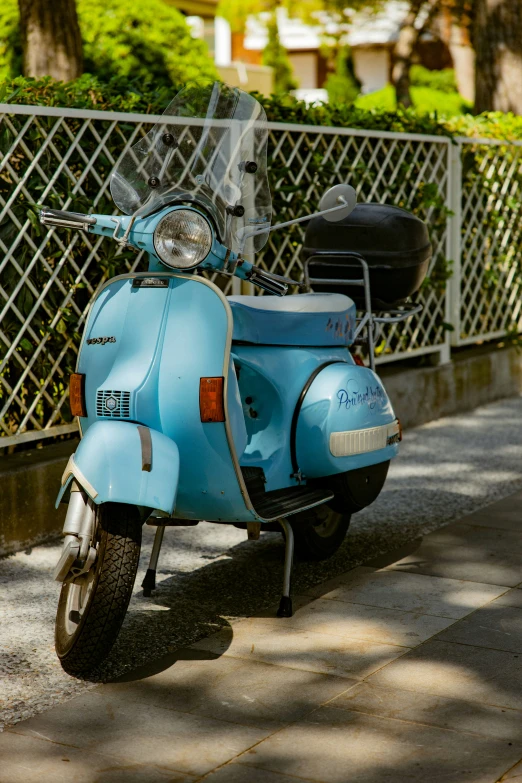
18,0,83,81
473,0,522,114
392,0,423,108
392,0,441,108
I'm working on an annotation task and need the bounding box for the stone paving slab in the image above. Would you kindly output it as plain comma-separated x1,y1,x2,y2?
493,589,522,608
3,489,522,782
328,681,522,742
236,704,522,783
436,599,522,654
7,690,268,777
248,595,456,646
368,639,522,710
464,509,522,531
203,763,312,782
302,568,507,619
191,621,408,679
0,730,197,783
384,523,522,585
99,654,353,731
500,759,522,781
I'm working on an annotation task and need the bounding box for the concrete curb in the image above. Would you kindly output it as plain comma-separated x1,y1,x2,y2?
381,343,522,429
0,440,74,557
1,343,521,557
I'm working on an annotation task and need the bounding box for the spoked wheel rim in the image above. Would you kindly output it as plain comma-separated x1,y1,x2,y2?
62,510,99,642
63,567,97,638
311,505,344,538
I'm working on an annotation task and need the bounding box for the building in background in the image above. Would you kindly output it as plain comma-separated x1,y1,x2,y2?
175,0,473,104
168,0,273,95
243,3,456,104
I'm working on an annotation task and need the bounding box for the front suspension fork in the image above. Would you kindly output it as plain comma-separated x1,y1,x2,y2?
53,482,96,582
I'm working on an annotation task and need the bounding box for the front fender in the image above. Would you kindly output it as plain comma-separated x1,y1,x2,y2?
56,420,179,514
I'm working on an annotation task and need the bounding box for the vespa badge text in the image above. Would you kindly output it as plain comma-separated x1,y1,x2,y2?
86,336,116,346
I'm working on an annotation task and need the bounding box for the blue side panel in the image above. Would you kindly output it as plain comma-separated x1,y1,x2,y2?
70,420,179,512
232,345,354,491
77,274,255,523
296,364,399,477
155,277,254,522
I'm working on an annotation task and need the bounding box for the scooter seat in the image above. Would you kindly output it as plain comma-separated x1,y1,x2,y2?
227,293,356,347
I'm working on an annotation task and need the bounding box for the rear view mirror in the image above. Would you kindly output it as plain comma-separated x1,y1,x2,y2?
318,184,357,222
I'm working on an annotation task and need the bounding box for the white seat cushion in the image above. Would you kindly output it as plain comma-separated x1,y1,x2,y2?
227,293,356,346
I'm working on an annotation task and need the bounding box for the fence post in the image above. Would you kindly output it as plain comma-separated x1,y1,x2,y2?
446,141,462,349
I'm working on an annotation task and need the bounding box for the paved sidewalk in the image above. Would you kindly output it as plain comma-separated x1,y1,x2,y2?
2,490,522,782
3,395,522,728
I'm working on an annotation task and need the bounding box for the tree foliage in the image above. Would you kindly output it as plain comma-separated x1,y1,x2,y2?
325,45,360,105
0,0,217,86
262,13,297,93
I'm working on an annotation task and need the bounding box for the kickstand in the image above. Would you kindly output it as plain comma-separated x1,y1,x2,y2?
142,525,165,597
277,518,294,617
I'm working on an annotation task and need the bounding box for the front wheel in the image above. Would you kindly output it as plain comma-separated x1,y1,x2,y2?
55,502,141,677
289,505,351,561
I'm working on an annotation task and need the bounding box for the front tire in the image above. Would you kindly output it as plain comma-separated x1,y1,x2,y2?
55,502,141,677
290,505,351,561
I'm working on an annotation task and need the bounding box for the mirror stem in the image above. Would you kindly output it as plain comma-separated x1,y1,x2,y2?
238,197,348,254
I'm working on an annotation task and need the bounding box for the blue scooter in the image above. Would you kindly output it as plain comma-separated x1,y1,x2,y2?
41,82,427,676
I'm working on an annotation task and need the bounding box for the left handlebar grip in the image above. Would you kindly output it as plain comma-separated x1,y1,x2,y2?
39,209,97,230
247,267,288,297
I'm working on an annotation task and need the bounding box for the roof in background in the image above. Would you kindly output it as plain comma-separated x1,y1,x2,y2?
244,2,413,51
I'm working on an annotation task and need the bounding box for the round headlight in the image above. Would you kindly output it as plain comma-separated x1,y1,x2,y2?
153,209,212,269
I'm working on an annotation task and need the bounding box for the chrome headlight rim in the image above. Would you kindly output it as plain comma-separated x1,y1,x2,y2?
153,208,213,270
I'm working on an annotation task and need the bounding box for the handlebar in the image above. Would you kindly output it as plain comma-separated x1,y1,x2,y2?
39,208,301,296
40,209,97,230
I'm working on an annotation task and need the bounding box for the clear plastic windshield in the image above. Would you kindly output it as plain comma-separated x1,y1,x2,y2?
110,82,272,254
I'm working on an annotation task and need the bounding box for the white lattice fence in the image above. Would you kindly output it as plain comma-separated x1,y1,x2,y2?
0,102,483,448
453,137,522,345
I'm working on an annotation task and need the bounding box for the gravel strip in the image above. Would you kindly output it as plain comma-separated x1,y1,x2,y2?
1,394,522,730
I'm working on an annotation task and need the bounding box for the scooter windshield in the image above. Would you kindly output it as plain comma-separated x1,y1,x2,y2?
110,81,272,254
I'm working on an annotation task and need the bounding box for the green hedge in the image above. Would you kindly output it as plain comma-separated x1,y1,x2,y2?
1,76,521,437
410,66,459,94
0,0,216,87
355,84,472,117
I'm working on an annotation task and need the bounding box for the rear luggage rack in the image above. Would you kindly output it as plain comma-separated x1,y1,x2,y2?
304,252,422,371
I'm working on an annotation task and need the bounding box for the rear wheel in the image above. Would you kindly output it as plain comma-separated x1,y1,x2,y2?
290,504,351,561
55,502,141,677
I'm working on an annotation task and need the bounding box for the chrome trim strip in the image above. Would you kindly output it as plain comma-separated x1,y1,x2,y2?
61,455,98,499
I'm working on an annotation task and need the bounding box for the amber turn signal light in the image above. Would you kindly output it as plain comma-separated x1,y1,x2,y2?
70,373,87,418
199,377,225,422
